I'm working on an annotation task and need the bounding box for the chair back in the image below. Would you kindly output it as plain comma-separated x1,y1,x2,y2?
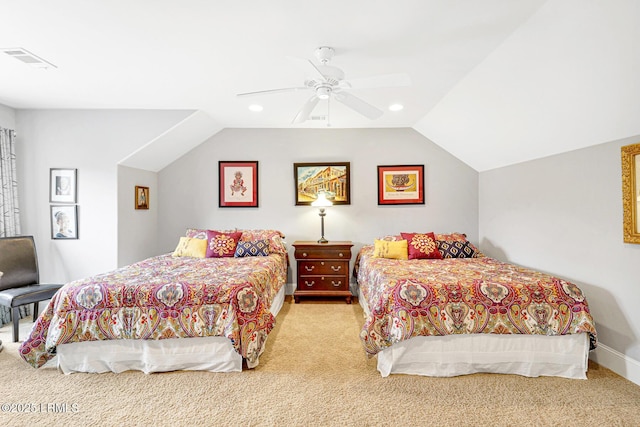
0,236,39,291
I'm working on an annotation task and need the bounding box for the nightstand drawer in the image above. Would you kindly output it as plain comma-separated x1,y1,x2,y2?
294,247,350,260
298,260,348,275
298,275,349,291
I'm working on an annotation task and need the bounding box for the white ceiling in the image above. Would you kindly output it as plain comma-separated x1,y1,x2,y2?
1,0,638,171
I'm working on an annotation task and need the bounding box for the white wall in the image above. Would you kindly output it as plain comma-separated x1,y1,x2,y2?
15,109,192,283
479,135,640,382
158,127,479,289
117,165,158,267
0,104,16,129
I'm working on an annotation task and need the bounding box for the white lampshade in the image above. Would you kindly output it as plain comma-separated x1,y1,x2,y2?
311,192,333,208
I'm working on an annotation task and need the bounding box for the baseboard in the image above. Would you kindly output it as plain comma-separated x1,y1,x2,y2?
591,343,640,386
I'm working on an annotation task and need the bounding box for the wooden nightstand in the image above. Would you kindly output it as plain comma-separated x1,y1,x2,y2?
293,241,353,304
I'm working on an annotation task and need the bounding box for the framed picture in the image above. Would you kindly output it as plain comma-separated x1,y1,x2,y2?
219,161,259,207
294,162,351,206
135,186,149,210
377,164,425,205
621,143,640,243
51,205,78,239
49,168,77,203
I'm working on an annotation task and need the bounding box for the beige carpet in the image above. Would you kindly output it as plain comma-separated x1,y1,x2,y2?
1,299,639,427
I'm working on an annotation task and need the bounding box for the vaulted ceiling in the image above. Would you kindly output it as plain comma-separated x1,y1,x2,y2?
1,1,638,171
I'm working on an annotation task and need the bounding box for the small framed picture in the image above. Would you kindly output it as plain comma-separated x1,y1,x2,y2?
50,168,77,203
293,162,351,205
51,205,78,239
219,161,259,208
377,164,425,205
135,186,149,210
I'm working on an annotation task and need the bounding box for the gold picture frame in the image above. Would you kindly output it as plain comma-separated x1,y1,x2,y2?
135,186,149,210
621,143,640,244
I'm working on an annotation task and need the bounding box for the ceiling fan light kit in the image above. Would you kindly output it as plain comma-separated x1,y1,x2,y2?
237,46,411,124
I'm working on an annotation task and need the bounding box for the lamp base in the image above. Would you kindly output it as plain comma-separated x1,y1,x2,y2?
317,237,328,244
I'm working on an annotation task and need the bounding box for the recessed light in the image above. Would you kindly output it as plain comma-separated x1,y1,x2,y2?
388,104,404,112
248,104,263,112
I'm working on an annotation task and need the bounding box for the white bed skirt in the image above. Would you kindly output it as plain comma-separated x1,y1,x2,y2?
358,287,589,379
53,285,286,374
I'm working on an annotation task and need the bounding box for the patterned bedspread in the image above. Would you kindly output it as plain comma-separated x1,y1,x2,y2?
20,253,288,368
355,245,597,356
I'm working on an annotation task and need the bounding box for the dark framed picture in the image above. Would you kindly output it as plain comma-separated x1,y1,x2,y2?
135,186,149,210
51,205,78,239
219,161,259,207
294,162,351,206
50,168,77,203
377,164,425,205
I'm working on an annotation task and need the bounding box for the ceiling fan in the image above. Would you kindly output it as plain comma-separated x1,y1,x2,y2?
237,47,411,124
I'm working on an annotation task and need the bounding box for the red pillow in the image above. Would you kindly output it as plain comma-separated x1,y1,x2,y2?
205,230,242,258
401,232,442,260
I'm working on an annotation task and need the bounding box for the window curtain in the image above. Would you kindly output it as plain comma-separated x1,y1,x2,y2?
0,126,29,327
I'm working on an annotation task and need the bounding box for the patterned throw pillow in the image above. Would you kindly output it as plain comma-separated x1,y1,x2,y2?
186,228,236,240
205,230,243,258
437,240,481,258
435,232,468,242
235,240,270,257
172,237,206,258
401,232,442,260
372,239,408,260
237,229,287,254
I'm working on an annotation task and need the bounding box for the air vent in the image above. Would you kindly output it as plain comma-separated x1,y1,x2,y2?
1,47,56,69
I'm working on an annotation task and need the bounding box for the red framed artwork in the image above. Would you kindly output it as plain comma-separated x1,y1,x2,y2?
219,161,259,207
377,164,425,205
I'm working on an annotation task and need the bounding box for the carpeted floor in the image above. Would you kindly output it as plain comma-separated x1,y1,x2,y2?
1,298,640,427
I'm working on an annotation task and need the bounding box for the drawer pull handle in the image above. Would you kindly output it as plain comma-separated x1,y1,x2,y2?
302,252,307,257
331,281,342,287
339,253,344,257
305,281,315,287
305,266,315,271
321,261,325,265
331,265,341,272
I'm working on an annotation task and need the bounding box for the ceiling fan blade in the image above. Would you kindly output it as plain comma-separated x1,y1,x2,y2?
341,73,411,90
334,92,383,120
287,56,326,81
237,86,308,97
292,96,320,124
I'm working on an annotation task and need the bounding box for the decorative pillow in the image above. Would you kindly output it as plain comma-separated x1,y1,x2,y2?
372,239,408,260
237,229,287,254
437,240,482,258
435,232,468,241
205,230,243,258
379,234,403,241
401,232,442,260
235,240,270,257
186,228,236,240
172,237,207,258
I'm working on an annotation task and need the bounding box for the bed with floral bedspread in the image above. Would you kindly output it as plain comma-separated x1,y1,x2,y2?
20,250,288,369
355,244,597,360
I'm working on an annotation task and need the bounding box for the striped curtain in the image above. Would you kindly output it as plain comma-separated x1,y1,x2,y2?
0,126,29,327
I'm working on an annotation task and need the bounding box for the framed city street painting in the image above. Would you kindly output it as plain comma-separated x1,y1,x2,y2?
622,143,640,243
50,168,77,203
293,162,350,206
219,161,259,207
377,164,425,205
